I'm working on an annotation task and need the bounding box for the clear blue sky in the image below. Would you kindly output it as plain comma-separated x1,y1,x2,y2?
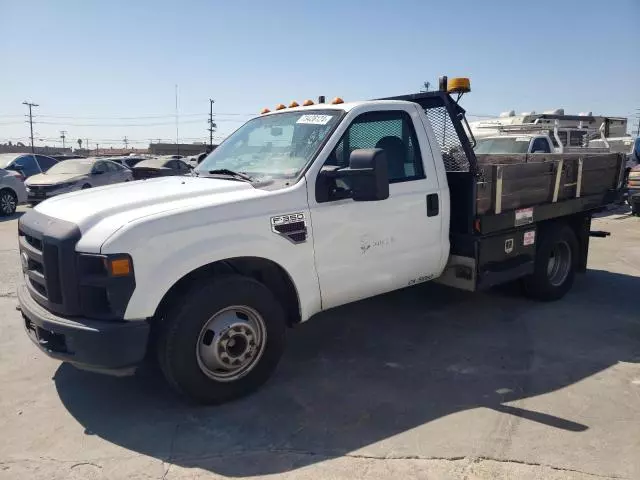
1,0,639,149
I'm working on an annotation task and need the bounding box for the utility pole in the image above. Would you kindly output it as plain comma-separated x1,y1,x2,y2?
208,98,216,147
60,130,67,149
123,136,129,149
175,84,180,155
22,101,39,153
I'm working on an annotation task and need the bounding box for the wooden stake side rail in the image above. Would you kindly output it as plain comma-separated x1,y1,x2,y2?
474,153,623,218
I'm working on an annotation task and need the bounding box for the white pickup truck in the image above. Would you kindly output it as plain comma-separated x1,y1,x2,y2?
17,78,626,403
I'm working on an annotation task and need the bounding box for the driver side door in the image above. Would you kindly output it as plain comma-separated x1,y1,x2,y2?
307,106,444,310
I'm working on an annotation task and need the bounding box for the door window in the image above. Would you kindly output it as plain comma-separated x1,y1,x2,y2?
91,162,107,174
35,155,57,171
531,137,551,153
12,155,39,176
327,110,424,182
319,110,424,202
105,161,121,172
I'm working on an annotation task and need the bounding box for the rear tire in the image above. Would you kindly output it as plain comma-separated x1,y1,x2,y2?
0,189,17,216
523,224,578,301
82,183,91,189
157,275,286,404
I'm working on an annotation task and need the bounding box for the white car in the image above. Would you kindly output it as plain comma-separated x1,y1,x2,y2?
25,158,133,204
0,168,27,215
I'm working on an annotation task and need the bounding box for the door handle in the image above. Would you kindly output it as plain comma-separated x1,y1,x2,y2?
426,193,439,217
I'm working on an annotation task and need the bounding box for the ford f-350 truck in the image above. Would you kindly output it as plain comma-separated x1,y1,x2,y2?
17,78,626,403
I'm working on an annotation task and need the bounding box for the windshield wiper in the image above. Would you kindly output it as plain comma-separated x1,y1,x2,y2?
207,169,253,182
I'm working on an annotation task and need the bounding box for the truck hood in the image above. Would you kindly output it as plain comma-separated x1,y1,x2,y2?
35,176,261,236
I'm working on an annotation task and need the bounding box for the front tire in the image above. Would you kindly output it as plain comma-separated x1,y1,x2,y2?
523,224,578,301
0,189,17,216
157,275,286,404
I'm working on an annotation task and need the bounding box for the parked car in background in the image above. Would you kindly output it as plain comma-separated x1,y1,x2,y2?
106,156,150,169
131,157,192,180
0,153,58,180
25,158,133,204
0,168,27,215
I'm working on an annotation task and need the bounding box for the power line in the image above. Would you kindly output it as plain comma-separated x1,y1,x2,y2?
0,111,255,119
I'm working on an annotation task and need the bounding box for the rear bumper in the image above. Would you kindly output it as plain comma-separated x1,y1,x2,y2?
18,284,149,375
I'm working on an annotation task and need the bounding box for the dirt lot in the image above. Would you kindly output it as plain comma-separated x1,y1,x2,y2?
0,206,639,480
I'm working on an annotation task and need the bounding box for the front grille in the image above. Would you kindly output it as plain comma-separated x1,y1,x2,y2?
43,244,62,303
29,184,58,193
24,234,42,250
18,211,82,317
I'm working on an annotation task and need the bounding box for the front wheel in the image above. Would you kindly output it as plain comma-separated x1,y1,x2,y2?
523,224,578,301
0,189,17,216
157,275,286,404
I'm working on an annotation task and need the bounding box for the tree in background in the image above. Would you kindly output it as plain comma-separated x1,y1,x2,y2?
77,139,83,150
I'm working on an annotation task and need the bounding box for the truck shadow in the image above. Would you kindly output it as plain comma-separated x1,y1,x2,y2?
53,269,639,477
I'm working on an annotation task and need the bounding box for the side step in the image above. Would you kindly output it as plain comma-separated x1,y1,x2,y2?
589,231,611,238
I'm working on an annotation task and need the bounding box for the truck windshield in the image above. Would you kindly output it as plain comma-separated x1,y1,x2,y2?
196,110,342,179
474,137,531,154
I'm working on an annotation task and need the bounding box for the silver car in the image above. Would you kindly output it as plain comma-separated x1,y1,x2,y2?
0,168,27,216
25,158,133,204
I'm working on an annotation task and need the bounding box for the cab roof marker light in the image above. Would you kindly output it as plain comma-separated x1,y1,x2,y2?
303,99,314,106
331,97,344,105
275,104,286,110
260,108,270,114
289,101,299,108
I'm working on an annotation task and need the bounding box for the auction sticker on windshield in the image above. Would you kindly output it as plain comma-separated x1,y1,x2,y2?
296,114,333,125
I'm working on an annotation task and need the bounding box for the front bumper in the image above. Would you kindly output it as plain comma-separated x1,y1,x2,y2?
27,189,68,202
18,284,150,375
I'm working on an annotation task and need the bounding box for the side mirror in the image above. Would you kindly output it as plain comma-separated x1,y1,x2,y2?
337,148,389,201
315,148,389,202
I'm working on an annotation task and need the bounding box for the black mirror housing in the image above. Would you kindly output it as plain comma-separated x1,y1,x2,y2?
345,148,389,201
315,148,389,203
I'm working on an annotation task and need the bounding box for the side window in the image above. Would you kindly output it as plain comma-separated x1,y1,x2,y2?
531,138,551,153
13,155,39,177
106,162,120,172
35,155,57,171
92,162,107,174
327,110,424,183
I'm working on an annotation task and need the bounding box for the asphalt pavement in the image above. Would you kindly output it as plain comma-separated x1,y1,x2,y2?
0,206,639,479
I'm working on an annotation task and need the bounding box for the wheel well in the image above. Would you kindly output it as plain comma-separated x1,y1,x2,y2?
539,213,591,273
154,257,302,327
0,187,17,197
